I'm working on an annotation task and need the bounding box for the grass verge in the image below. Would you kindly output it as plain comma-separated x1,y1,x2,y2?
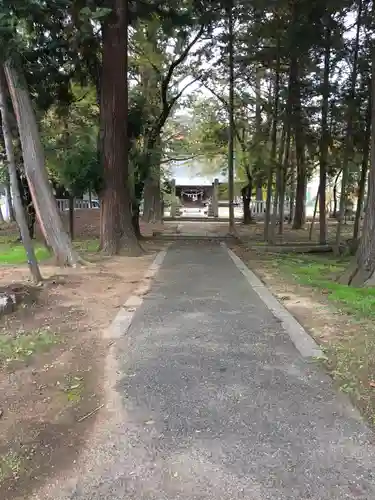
0,244,50,265
273,254,375,319
244,249,375,426
0,238,99,265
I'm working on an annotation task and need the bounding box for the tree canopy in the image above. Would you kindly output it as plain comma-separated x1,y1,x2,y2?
0,0,374,283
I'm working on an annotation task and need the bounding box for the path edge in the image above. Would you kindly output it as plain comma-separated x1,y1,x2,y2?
29,248,170,499
104,248,168,340
221,242,322,359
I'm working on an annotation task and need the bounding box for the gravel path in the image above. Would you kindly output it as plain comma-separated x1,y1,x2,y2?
36,242,375,500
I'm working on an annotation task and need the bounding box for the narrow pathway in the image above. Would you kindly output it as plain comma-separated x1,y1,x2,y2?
64,243,375,499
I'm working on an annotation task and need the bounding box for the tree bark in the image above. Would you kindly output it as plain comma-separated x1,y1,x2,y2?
279,123,291,234
318,18,331,245
4,62,80,266
332,169,341,216
254,64,262,207
264,38,280,241
256,181,263,201
353,89,371,240
290,54,306,230
293,166,306,229
335,0,362,252
142,140,162,223
241,174,253,224
0,68,42,283
100,0,141,255
132,203,141,239
341,47,375,286
308,184,320,241
332,183,337,216
4,173,14,221
227,0,235,232
143,176,162,223
288,147,296,224
0,205,4,223
270,123,286,242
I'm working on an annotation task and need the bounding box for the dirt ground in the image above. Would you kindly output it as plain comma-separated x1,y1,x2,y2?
0,241,165,500
231,242,356,345
230,220,359,344
0,215,166,242
235,219,355,244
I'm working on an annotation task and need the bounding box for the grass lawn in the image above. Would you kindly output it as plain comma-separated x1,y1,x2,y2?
0,237,100,265
269,253,375,424
273,254,375,319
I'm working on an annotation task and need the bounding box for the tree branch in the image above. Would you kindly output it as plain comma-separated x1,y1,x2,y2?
168,78,201,110
161,154,201,164
161,25,205,114
202,83,229,107
203,83,248,153
72,91,90,103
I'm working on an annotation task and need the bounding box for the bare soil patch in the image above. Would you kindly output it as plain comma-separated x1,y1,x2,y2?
0,241,163,500
232,243,353,344
0,216,168,242
235,220,354,244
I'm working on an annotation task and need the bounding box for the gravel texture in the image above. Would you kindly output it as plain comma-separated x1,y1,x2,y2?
34,242,375,500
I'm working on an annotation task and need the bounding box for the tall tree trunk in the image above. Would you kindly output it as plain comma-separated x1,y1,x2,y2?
255,67,262,143
100,0,141,255
4,62,80,266
0,205,4,223
332,183,337,216
335,0,362,252
4,173,14,221
290,55,306,230
319,18,331,245
264,39,280,241
353,89,371,240
279,123,291,234
132,203,141,239
0,68,42,283
143,176,162,223
227,0,235,232
293,165,306,229
341,48,375,286
270,122,285,243
308,184,320,241
280,63,293,233
142,137,162,223
288,146,296,224
139,28,163,225
242,170,253,224
254,67,263,206
332,169,341,216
